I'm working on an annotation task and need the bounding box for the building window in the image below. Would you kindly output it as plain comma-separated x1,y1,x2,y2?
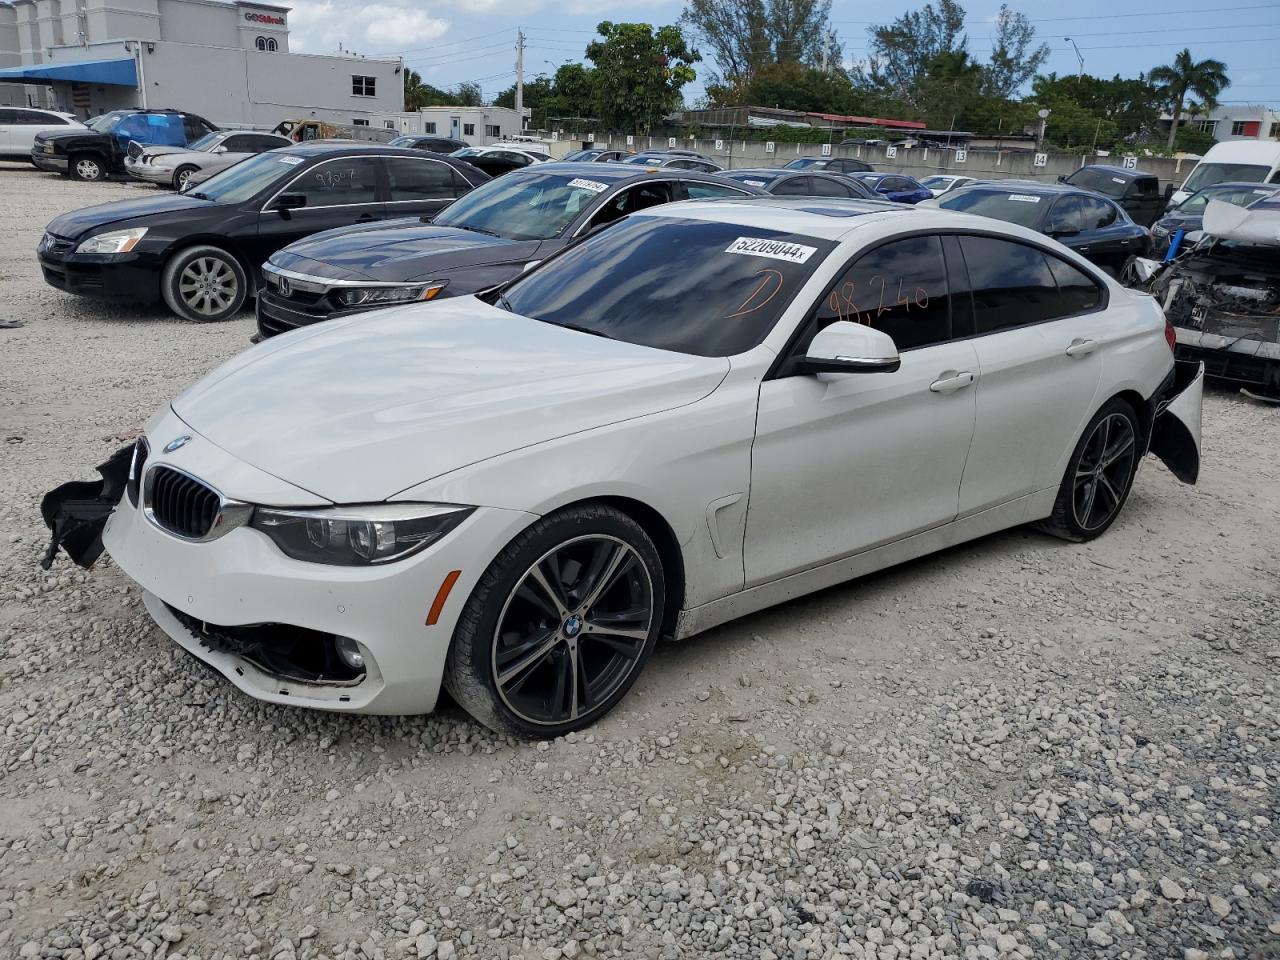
352,118,369,126
463,123,475,136
1231,120,1249,136
1271,122,1280,140
352,75,376,97
1194,119,1215,133
267,37,277,51
255,36,266,50
423,122,436,134
485,124,500,137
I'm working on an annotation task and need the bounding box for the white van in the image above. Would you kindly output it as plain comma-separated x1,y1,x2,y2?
1170,140,1280,206
0,107,87,161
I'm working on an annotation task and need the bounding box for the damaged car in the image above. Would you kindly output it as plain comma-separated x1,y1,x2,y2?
39,200,1203,736
1131,196,1280,400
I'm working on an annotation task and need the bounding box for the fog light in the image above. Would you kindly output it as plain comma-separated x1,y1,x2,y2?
335,635,365,670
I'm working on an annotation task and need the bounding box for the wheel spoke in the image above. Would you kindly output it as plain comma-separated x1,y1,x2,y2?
1096,473,1121,509
1078,479,1098,525
577,542,632,613
1102,431,1134,468
496,628,560,692
523,561,569,620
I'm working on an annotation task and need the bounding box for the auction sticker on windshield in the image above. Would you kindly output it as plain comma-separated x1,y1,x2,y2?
725,237,818,264
1008,194,1042,203
278,156,304,165
568,178,609,193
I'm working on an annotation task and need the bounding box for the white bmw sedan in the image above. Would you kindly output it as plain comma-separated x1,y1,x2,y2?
41,199,1204,736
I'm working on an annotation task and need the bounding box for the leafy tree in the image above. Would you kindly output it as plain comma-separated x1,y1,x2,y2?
984,4,1048,98
1031,72,1164,145
865,0,967,102
455,81,483,107
1150,49,1229,150
543,64,600,127
494,75,554,113
403,69,466,109
681,0,834,86
585,21,700,134
723,61,859,113
915,50,986,130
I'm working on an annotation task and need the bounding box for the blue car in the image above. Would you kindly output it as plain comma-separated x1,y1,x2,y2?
849,172,933,204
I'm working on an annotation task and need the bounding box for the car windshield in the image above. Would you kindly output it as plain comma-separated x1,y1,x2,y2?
785,158,823,169
1178,183,1280,214
1065,168,1131,197
1183,162,1271,193
920,176,953,189
189,132,223,152
938,189,1048,229
623,155,663,164
85,113,122,132
497,215,835,357
433,170,617,240
187,151,295,203
563,150,601,161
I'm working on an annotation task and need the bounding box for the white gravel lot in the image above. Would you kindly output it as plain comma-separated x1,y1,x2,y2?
1,163,1278,960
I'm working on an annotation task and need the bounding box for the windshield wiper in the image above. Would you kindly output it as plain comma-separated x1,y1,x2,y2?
543,319,616,341
450,223,501,237
186,191,214,202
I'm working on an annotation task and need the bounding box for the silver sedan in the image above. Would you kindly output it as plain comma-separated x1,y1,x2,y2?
125,130,291,190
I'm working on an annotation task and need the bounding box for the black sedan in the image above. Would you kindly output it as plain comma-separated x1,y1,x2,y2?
388,134,468,154
719,167,877,199
255,163,763,338
930,182,1150,272
36,144,488,323
1150,181,1280,256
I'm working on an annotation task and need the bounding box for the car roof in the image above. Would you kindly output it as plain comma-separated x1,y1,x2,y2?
628,196,935,239
963,180,1082,196
274,142,472,158
1074,164,1153,179
504,161,748,187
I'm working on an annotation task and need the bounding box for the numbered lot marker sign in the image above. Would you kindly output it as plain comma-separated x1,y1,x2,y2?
626,135,634,146
1033,152,1048,167
586,132,594,143
886,146,898,159
955,149,967,163
1123,156,1137,169
715,139,724,151
821,143,832,156
766,141,776,154
668,137,677,148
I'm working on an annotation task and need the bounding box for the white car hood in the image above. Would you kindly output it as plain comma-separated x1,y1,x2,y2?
172,298,730,504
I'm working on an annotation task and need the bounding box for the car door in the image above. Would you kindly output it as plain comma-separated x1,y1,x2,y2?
254,155,386,265
745,234,980,584
953,234,1110,514
808,175,858,199
1079,197,1138,269
1045,195,1092,258
0,109,17,156
385,155,468,219
772,175,812,196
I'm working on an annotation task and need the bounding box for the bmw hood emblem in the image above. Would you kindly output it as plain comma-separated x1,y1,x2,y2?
164,435,192,453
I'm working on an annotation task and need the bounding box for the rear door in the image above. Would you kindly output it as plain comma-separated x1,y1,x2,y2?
0,109,16,155
954,234,1111,513
1077,197,1135,269
253,155,385,267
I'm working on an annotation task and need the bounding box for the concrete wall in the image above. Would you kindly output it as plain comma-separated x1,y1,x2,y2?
580,135,1198,191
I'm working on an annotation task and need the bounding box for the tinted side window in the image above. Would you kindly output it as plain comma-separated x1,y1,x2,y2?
182,115,212,144
772,176,811,196
1135,177,1159,197
385,157,457,201
685,182,751,199
0,109,17,123
1045,256,1103,315
808,176,853,198
220,135,250,151
1047,196,1085,233
17,109,61,125
959,236,1065,333
253,135,289,152
1081,197,1118,228
814,235,952,351
589,182,676,227
286,157,380,206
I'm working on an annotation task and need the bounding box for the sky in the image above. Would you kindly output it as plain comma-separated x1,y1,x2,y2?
285,0,1280,109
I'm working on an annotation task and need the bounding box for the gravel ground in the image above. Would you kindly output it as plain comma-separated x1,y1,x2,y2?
1,164,1278,960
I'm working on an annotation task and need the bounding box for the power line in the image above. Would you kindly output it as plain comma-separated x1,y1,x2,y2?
832,3,1280,26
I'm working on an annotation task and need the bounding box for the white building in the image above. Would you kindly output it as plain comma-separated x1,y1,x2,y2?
1162,103,1280,144
0,0,403,127
365,105,526,145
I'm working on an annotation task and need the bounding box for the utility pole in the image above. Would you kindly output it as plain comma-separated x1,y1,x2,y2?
821,31,829,73
515,29,525,130
1064,37,1084,81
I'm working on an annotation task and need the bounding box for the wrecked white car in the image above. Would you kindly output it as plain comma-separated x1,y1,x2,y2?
1131,197,1280,401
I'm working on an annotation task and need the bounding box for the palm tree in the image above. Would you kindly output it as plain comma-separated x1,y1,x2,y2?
1150,48,1229,151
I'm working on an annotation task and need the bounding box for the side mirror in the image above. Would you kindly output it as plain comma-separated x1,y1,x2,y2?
212,145,228,154
273,193,307,212
1057,175,1069,184
798,321,900,377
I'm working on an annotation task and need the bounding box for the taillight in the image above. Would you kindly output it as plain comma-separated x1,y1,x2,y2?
1164,319,1177,352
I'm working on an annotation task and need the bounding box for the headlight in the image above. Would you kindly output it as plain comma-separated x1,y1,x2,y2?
250,503,472,565
335,282,447,307
76,227,148,255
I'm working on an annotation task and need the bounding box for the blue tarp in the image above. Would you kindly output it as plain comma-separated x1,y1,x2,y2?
0,58,138,87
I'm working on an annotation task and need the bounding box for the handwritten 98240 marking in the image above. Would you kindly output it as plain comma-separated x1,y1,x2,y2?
828,276,929,326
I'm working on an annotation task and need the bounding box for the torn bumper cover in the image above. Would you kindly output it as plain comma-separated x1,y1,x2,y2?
40,441,137,569
1150,359,1204,485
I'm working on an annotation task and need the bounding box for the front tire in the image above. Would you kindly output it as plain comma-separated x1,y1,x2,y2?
161,245,247,323
173,165,197,191
70,153,105,182
444,504,665,737
1037,398,1141,542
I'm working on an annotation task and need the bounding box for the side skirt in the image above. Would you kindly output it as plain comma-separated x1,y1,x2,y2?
674,489,1056,641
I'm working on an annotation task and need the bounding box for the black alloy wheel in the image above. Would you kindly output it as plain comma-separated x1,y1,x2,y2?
1037,398,1141,542
444,504,665,737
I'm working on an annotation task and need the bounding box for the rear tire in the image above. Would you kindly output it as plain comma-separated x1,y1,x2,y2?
173,165,197,191
70,153,105,182
161,245,247,323
444,504,665,738
1036,398,1141,542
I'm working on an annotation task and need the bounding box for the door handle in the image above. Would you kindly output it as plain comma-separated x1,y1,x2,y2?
1065,338,1097,358
929,371,974,394
356,213,380,222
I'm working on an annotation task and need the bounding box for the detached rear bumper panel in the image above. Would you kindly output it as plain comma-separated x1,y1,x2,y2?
1150,360,1204,485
